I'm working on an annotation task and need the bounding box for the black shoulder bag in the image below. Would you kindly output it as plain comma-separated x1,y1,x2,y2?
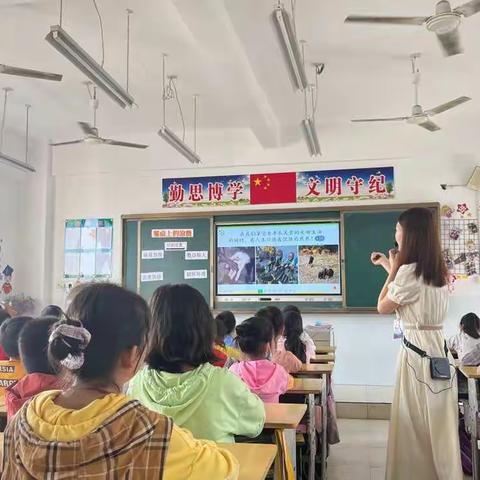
403,337,451,380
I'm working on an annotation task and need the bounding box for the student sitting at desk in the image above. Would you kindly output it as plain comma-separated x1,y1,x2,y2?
216,311,237,347
2,283,239,480
283,310,308,363
230,316,293,403
5,316,63,420
256,306,301,373
214,314,241,364
129,284,265,443
448,312,480,361
0,316,32,394
280,308,315,364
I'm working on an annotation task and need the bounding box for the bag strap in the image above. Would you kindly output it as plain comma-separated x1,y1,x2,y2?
403,337,449,358
403,337,428,357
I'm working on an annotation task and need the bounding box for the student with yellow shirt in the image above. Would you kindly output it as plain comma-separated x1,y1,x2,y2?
0,316,31,394
2,283,238,480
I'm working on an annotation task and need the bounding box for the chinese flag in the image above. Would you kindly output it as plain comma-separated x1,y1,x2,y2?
250,172,297,205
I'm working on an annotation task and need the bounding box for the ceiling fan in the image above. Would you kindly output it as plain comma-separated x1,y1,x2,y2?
345,0,480,57
51,83,148,149
351,53,471,132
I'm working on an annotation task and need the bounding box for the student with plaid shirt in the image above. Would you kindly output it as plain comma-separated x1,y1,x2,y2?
2,283,238,480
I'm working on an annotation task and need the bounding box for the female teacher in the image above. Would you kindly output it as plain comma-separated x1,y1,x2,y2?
371,207,462,480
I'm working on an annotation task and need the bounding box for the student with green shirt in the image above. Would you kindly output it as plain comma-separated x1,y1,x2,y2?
128,284,265,443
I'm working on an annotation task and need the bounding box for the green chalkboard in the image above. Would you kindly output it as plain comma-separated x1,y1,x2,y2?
343,210,403,308
123,218,211,303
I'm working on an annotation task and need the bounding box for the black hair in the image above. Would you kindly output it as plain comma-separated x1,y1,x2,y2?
284,311,306,363
236,316,273,358
48,283,150,384
215,315,227,346
461,313,480,340
147,284,217,373
282,305,300,315
40,305,64,319
0,307,10,326
19,316,58,374
0,316,33,359
256,306,284,338
216,311,236,335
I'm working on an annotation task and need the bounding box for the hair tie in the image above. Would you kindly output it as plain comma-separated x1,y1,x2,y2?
49,322,91,370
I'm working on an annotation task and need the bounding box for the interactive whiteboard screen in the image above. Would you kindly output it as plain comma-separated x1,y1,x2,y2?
216,222,341,299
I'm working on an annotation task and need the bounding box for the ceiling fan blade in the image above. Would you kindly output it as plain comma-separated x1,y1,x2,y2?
103,138,149,149
426,96,471,116
50,139,84,146
78,122,97,136
417,120,441,132
454,0,480,16
436,29,463,56
351,116,409,123
344,15,428,25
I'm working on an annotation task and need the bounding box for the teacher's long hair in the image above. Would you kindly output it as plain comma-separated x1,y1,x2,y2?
397,207,447,287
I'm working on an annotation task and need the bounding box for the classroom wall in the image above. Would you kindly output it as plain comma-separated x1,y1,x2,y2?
49,125,480,402
0,131,53,309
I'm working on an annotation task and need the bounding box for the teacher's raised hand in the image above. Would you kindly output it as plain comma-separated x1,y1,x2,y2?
371,251,390,272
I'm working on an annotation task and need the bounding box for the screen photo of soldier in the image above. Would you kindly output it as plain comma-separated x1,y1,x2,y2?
255,246,298,284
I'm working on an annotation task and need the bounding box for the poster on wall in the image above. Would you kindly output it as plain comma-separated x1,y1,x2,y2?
64,218,113,280
441,203,479,282
162,166,394,208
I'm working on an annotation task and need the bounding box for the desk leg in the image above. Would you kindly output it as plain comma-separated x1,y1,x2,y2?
285,429,296,478
308,393,316,480
321,374,328,480
468,378,479,480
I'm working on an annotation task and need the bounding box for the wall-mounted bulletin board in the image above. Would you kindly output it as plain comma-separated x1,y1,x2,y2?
122,203,438,312
64,218,113,281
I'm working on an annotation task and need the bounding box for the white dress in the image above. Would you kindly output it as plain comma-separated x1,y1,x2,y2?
386,263,462,480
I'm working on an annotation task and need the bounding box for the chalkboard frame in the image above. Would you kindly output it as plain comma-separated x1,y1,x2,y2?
122,202,439,313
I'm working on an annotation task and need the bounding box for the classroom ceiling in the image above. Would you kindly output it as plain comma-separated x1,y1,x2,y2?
0,0,479,151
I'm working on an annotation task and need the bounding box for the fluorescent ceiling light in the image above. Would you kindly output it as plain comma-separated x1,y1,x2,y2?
0,64,62,82
158,126,201,164
45,25,135,109
272,5,308,91
301,118,321,156
0,152,35,172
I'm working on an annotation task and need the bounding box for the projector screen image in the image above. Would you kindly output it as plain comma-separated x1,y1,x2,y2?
216,222,341,296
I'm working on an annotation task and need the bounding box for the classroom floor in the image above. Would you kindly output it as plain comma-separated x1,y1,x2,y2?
328,419,471,480
328,419,388,480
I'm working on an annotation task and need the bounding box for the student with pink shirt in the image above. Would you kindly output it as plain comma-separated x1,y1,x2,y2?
229,316,293,403
256,306,302,373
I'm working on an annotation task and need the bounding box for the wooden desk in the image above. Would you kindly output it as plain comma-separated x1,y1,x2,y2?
311,353,335,364
292,362,333,480
284,378,323,480
288,377,323,395
315,345,336,354
458,364,480,480
460,365,480,379
220,443,277,480
293,362,334,377
264,403,306,479
264,403,306,429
